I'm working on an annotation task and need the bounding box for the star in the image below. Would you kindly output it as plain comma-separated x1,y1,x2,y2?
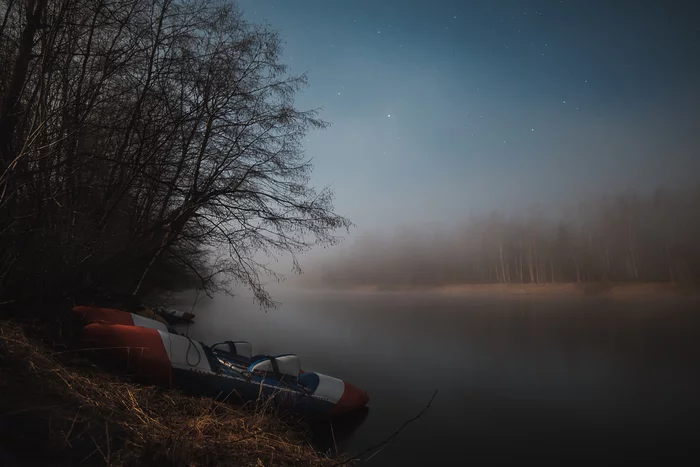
387,114,391,118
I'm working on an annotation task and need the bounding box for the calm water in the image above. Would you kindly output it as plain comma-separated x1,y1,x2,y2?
173,289,700,466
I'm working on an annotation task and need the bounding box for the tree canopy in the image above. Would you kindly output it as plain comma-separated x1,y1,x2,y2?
0,0,351,307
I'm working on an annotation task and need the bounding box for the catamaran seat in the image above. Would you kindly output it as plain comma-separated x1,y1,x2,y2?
211,341,253,359
248,354,301,381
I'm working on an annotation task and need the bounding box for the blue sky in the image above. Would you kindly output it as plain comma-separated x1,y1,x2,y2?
238,0,700,239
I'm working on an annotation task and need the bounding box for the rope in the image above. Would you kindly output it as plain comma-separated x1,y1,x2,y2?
185,335,202,367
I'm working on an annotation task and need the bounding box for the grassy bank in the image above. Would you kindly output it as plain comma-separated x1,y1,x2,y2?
0,319,342,466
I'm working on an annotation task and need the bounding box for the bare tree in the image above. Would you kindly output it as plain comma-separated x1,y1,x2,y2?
0,0,351,308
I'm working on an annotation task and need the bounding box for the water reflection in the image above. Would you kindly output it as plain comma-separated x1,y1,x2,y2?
172,290,700,465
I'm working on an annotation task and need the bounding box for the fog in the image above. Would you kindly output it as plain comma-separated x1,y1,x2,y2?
297,184,700,289
180,286,700,465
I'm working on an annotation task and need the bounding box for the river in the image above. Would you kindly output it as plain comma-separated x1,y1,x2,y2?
171,289,700,466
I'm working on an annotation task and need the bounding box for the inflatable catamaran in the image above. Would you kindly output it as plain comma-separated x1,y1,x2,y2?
72,306,369,416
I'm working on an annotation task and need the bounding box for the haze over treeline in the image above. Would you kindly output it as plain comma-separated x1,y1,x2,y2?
309,185,700,289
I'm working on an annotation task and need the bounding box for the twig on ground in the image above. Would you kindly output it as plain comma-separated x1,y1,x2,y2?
64,406,83,447
105,421,111,466
330,419,338,457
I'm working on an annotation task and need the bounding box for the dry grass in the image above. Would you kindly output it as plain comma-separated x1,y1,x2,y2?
0,320,344,466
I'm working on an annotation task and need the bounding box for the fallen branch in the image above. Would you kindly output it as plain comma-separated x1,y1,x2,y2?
334,389,439,465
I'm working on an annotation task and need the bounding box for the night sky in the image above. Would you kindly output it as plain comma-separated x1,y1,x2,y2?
239,0,700,235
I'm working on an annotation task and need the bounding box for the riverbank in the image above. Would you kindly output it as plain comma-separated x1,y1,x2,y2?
0,319,340,466
433,282,700,298
311,282,700,299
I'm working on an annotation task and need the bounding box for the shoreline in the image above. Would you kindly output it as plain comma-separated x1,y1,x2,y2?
0,317,341,466
301,282,700,299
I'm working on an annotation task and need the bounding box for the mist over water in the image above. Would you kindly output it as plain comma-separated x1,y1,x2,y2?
173,289,700,466
299,185,700,289
2,0,699,464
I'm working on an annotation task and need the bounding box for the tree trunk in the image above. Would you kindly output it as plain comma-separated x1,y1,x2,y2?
527,240,535,283
550,260,555,284
0,0,49,168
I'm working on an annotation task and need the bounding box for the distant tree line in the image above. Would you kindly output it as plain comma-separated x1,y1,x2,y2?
319,186,700,288
0,0,349,307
